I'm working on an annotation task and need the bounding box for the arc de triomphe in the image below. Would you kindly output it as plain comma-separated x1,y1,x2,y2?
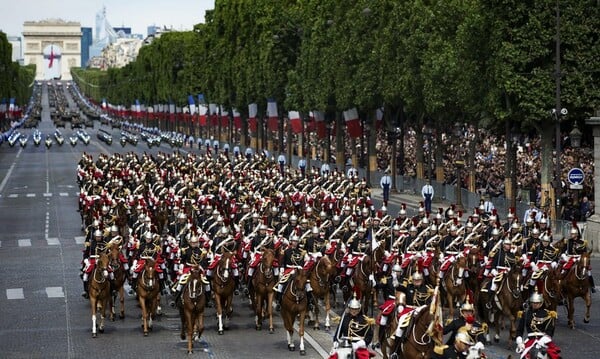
23,19,81,81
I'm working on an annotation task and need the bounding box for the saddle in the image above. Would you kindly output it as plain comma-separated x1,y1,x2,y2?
179,272,209,286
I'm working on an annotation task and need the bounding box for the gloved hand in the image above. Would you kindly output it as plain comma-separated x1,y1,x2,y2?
332,341,339,350
473,341,485,351
516,336,524,353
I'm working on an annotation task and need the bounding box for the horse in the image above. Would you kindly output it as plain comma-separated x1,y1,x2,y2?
251,248,277,332
137,258,160,336
343,254,374,310
106,239,127,321
387,305,434,359
178,265,206,354
280,268,309,355
478,264,523,347
88,252,111,338
211,251,236,335
307,255,337,330
465,246,484,305
441,252,468,318
113,200,130,238
560,251,592,329
532,265,561,312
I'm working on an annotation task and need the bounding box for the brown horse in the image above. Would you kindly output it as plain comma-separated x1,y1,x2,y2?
308,255,337,330
441,253,468,318
137,258,160,336
281,268,309,355
113,201,130,238
251,248,277,332
388,305,434,359
343,255,374,310
89,253,111,338
533,265,561,312
465,246,484,305
211,251,236,335
178,265,206,354
560,251,592,328
479,264,523,347
106,239,126,321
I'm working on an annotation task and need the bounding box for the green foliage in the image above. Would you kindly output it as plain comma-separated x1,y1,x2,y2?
0,32,35,105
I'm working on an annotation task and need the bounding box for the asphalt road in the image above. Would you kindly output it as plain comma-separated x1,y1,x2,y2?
0,83,599,358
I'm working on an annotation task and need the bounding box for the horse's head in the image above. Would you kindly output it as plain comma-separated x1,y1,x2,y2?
143,258,157,276
293,268,309,289
466,247,481,273
455,253,467,278
261,248,276,269
318,255,337,277
218,251,234,279
96,253,110,279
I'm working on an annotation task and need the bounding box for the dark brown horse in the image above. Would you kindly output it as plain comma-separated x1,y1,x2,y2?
388,305,435,359
479,264,523,347
106,239,126,321
211,251,236,335
465,246,484,306
281,268,309,355
251,248,277,332
89,253,111,338
560,251,592,328
137,258,160,336
441,253,468,318
343,255,374,310
308,255,337,330
113,201,130,238
535,265,561,312
178,265,206,354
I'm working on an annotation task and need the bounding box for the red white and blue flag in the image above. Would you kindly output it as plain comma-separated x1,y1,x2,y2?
267,99,278,132
313,110,327,139
248,103,258,132
288,111,302,134
343,108,362,138
233,108,242,129
48,46,55,68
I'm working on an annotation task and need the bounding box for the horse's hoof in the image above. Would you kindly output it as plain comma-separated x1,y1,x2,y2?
325,326,330,331
218,330,224,335
269,328,274,334
300,350,306,356
288,345,295,351
584,318,590,324
187,350,193,354
144,332,148,337
92,333,97,338
119,313,125,320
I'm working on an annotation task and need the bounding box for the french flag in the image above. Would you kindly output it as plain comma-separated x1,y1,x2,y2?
209,104,218,126
198,104,208,126
232,108,242,129
343,107,362,138
188,95,196,115
289,111,302,134
135,99,141,119
8,98,15,114
220,106,229,127
313,111,327,139
267,99,278,132
101,98,107,110
248,103,258,132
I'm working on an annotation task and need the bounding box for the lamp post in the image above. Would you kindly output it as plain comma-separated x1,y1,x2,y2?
423,125,433,181
553,0,565,221
454,123,464,211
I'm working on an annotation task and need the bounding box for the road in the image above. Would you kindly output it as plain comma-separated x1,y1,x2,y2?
0,83,599,358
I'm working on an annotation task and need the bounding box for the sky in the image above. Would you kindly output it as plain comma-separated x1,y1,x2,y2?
1,0,215,37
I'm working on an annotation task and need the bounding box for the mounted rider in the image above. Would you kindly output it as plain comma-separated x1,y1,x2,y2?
81,229,111,298
275,234,315,310
130,231,167,294
516,289,557,353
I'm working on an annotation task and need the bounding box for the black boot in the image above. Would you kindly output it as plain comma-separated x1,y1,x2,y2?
205,291,213,308
234,277,241,296
307,291,315,311
129,277,138,294
160,279,170,295
590,275,596,293
245,278,253,296
82,281,89,299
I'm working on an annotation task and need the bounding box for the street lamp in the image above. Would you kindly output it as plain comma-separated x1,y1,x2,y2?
454,123,464,211
570,122,582,148
423,124,433,181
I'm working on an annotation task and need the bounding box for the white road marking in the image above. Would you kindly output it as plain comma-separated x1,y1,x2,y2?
18,239,31,247
74,236,85,244
46,287,64,298
8,194,18,198
59,192,69,197
47,238,60,245
0,148,21,193
26,193,36,197
43,193,52,197
6,288,24,300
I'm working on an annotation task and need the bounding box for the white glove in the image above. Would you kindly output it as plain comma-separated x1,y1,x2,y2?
491,269,498,277
516,336,524,353
473,342,485,351
332,341,339,350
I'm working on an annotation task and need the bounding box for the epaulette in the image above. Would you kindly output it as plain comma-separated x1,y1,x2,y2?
548,310,557,319
517,310,523,319
434,345,448,355
365,316,376,325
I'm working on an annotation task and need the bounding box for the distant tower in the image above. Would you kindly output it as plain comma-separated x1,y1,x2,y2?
90,6,119,58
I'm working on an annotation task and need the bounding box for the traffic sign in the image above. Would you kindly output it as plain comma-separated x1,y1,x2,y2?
567,167,584,188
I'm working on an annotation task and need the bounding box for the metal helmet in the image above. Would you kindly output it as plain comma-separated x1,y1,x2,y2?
333,215,340,222
281,212,289,219
571,227,578,234
461,302,475,312
422,217,429,225
144,231,153,240
409,225,418,232
290,235,300,242
189,236,199,244
348,294,362,310
530,291,543,303
178,212,187,220
220,227,229,235
532,228,540,235
392,263,402,273
455,331,474,346
447,209,455,218
311,226,319,234
381,206,387,213
491,228,500,236
110,225,119,233
541,234,551,242
392,224,401,231
503,238,512,245
94,229,102,238
412,272,424,281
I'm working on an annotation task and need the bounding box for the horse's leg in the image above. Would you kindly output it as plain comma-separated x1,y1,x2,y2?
99,297,106,333
156,293,162,316
267,290,274,333
284,311,295,351
90,297,97,338
179,307,186,341
286,329,295,351
568,296,575,329
119,286,125,319
584,291,592,323
254,292,262,330
215,293,224,335
508,315,516,349
139,297,148,336
299,310,306,355
225,293,233,330
325,290,331,331
186,310,194,353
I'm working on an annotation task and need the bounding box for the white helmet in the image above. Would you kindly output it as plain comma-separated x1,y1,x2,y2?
392,263,402,272
110,225,119,233
460,302,474,312
530,291,543,303
348,295,361,310
94,229,102,237
412,272,424,281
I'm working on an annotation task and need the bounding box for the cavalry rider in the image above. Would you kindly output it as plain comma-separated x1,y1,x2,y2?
171,235,211,304
246,224,279,292
524,233,559,291
339,226,375,293
443,302,487,347
432,331,484,359
560,223,596,293
516,290,557,353
482,237,516,296
332,293,374,351
373,263,403,348
274,235,315,310
81,229,111,298
130,231,168,294
206,227,242,295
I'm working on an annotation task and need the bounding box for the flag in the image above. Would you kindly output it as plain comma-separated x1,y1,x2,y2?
197,94,206,105
101,98,107,110
198,104,208,126
267,99,279,132
169,102,176,122
376,107,384,130
220,105,229,127
344,108,362,138
233,108,242,129
313,111,327,139
248,103,258,132
209,103,218,126
9,98,15,114
289,111,302,134
188,95,196,115
427,285,444,346
135,99,141,119
48,45,55,68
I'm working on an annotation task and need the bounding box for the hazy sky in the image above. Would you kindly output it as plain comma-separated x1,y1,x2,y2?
1,0,215,37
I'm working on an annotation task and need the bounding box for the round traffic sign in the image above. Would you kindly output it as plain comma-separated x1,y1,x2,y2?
567,167,585,185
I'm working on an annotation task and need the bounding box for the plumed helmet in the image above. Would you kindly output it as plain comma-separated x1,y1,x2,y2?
311,226,319,234
102,205,109,214
447,209,455,217
422,217,429,225
392,263,402,272
449,225,458,232
189,236,199,244
358,226,367,233
430,224,438,232
503,238,512,245
281,212,289,219
333,215,340,222
110,225,119,233
381,206,387,213
319,211,327,219
290,215,298,222
541,234,551,242
348,294,362,310
571,226,579,234
349,221,357,227
507,212,514,219
491,228,500,236
144,231,153,240
412,272,424,281
271,206,278,214
532,228,540,235
392,224,401,231
94,229,102,237
409,225,418,232
460,302,475,312
530,291,543,303
220,227,229,235
455,331,474,346
290,235,299,242
252,213,260,219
